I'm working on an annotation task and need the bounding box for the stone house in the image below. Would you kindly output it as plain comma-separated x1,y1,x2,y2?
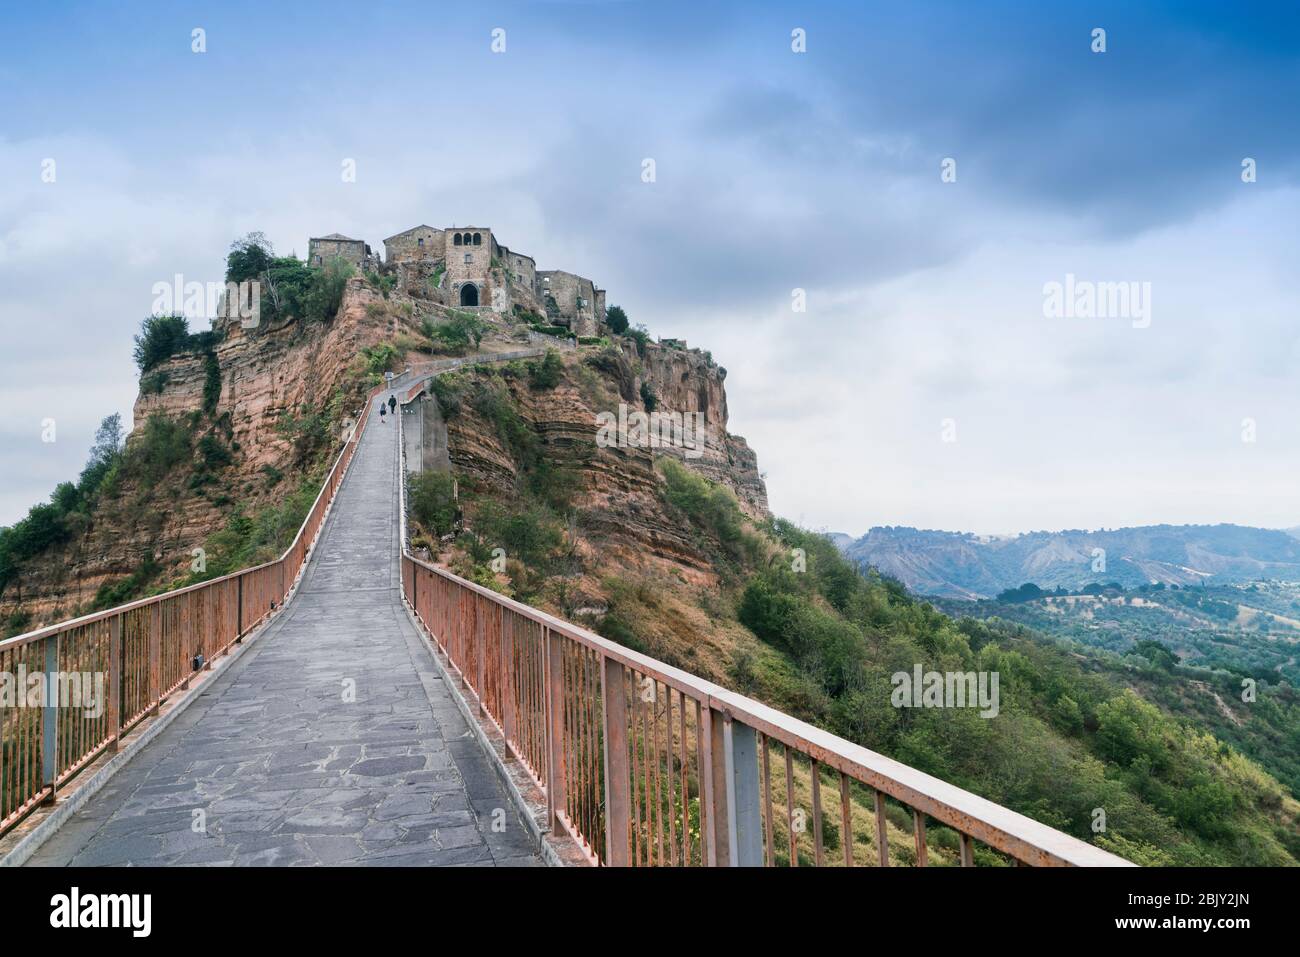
338,223,608,333
307,233,371,269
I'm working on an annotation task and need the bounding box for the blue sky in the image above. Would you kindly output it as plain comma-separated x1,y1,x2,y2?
2,1,1299,534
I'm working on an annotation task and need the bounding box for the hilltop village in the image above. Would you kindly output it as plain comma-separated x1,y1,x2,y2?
308,225,607,337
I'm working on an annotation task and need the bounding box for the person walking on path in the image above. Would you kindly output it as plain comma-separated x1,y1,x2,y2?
379,403,387,424
388,395,397,415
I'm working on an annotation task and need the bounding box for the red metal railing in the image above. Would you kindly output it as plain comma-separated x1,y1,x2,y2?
396,393,1133,868
0,392,377,838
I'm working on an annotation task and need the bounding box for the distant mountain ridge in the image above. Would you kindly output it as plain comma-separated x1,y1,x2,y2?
834,523,1300,599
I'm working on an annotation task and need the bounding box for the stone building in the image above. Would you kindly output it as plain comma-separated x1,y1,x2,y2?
378,223,605,333
383,225,443,262
537,270,605,337
307,233,371,269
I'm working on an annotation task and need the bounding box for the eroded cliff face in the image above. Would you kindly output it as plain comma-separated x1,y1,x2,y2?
0,278,412,628
2,271,768,645
635,342,768,520
433,341,768,588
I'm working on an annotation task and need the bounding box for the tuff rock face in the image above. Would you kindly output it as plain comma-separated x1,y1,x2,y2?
2,276,768,636
433,338,767,591
1,277,405,627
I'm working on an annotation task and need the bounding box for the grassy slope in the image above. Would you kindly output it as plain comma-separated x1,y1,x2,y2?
418,358,1299,867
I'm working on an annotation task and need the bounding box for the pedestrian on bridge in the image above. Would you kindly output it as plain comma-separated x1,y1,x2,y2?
378,403,387,424
388,394,397,415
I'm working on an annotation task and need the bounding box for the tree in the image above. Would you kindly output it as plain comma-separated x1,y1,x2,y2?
88,413,124,466
409,472,458,538
605,304,629,334
226,232,274,284
303,257,355,321
133,315,190,373
1134,639,1178,672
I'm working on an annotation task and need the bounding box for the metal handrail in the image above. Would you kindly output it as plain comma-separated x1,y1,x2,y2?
395,385,1133,868
0,379,393,837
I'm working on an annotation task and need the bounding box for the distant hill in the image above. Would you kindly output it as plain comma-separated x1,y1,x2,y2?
836,524,1300,599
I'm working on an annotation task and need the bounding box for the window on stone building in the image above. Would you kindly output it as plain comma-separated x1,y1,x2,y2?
454,233,463,246
472,233,482,245
464,254,472,264
417,237,424,247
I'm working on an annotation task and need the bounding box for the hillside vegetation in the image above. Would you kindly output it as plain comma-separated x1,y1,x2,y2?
412,357,1300,867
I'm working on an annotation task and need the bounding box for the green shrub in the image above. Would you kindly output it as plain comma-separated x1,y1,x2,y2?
528,349,563,389
3,609,32,639
627,324,650,356
365,270,396,298
93,556,161,609
605,304,629,334
304,257,355,321
140,371,169,395
428,311,486,354
133,315,190,372
198,434,232,469
474,500,564,571
277,406,331,468
430,374,464,417
361,343,399,375
129,414,192,486
659,458,752,563
409,471,458,537
202,351,221,413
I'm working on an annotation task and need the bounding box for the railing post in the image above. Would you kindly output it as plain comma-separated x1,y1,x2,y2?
600,656,631,866
204,589,214,671
40,633,58,804
107,616,122,751
706,705,730,866
723,716,764,866
236,573,244,641
500,611,515,744
545,627,567,833
476,598,487,716
148,602,161,715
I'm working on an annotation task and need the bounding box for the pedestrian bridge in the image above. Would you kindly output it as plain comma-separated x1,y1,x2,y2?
0,370,1130,868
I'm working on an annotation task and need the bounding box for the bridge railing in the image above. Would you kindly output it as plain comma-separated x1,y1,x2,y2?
0,390,378,839
397,392,1132,868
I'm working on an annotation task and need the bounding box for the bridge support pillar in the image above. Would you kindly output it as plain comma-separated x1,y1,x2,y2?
724,716,764,867
704,709,764,867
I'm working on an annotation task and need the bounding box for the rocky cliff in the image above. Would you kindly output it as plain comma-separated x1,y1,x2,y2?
0,277,414,627
1,273,768,639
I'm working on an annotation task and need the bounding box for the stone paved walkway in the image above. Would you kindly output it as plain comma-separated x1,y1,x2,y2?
27,396,541,867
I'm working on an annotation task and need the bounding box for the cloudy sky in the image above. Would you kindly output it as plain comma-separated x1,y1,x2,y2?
2,0,1299,536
